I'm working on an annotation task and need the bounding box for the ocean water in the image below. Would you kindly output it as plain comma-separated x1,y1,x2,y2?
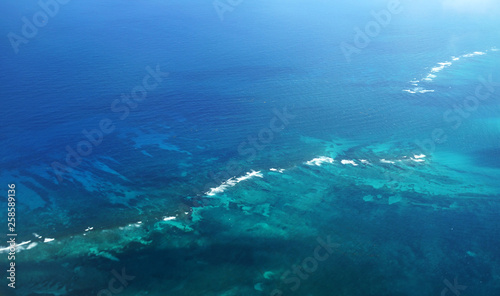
0,0,499,295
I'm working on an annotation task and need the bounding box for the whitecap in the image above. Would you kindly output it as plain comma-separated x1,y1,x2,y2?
341,160,358,166
0,240,34,253
462,51,486,58
406,50,489,94
235,170,264,182
411,154,426,162
205,170,263,196
431,62,452,73
404,88,434,94
26,242,38,250
422,74,437,82
305,156,334,166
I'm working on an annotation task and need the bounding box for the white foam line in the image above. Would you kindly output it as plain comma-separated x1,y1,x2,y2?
404,87,434,94
431,62,452,73
341,160,358,166
462,51,486,58
205,170,263,196
0,240,33,254
406,49,489,94
305,156,334,166
235,170,263,182
422,74,437,82
410,154,426,162
26,242,38,250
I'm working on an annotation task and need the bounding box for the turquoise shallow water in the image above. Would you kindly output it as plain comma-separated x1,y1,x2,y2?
0,0,500,295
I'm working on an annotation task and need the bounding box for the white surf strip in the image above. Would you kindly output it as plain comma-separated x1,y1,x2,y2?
405,49,490,93
462,51,486,58
205,170,263,196
0,240,32,253
305,156,334,166
341,160,358,166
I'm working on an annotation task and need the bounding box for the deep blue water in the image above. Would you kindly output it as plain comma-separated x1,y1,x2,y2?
1,0,499,295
